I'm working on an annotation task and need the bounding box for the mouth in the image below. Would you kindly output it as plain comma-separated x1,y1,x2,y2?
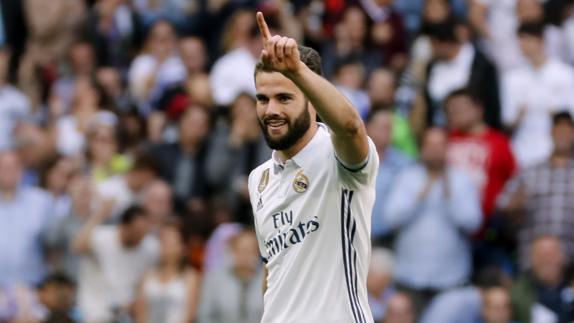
265,119,288,132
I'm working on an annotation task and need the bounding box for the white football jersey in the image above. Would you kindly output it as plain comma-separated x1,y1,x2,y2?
248,123,378,323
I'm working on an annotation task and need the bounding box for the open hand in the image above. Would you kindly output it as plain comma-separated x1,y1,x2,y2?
257,12,301,75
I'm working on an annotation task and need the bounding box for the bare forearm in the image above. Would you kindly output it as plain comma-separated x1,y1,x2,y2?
285,62,362,137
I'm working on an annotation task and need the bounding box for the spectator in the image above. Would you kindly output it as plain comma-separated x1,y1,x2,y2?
0,150,53,286
445,88,516,220
511,236,574,323
72,205,159,323
383,292,416,323
40,156,76,221
198,228,263,323
96,153,159,220
18,0,86,110
359,0,408,70
498,111,574,266
150,106,210,213
0,47,31,151
36,273,78,322
206,93,270,223
140,179,174,225
46,174,94,279
368,247,396,323
209,22,262,106
418,17,501,131
333,57,370,118
128,20,186,115
482,285,514,323
54,76,109,157
50,41,97,116
383,128,482,311
322,6,380,79
501,21,574,168
180,36,208,76
367,68,418,158
96,66,132,113
86,0,140,70
366,109,412,241
85,122,131,183
134,224,200,323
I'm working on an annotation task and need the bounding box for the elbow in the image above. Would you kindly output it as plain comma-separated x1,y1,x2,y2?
340,117,365,137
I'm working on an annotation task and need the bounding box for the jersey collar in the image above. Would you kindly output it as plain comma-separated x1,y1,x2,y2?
272,123,328,172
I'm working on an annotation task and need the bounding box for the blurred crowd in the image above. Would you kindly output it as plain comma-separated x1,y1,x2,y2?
2,0,574,322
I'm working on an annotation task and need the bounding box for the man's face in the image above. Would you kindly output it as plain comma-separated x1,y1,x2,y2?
367,69,395,106
0,152,23,192
430,38,454,61
421,128,448,171
255,71,312,151
367,111,393,152
124,215,152,247
530,237,565,287
552,121,574,154
518,34,543,59
482,287,512,323
179,107,210,145
446,95,481,132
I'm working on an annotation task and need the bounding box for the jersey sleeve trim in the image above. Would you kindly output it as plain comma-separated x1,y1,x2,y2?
335,153,370,173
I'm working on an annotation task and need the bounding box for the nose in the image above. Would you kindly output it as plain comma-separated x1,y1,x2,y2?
265,99,282,117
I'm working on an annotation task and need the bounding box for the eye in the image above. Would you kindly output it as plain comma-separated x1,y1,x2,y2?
277,95,291,103
256,95,269,104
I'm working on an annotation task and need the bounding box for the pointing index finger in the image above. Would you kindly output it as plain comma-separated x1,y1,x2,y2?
256,12,271,41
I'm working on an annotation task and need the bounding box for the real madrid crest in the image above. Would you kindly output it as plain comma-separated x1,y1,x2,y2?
293,170,309,193
258,168,270,193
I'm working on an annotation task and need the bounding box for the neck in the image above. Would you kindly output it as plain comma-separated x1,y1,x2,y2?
468,123,487,135
233,266,255,281
180,140,198,155
551,152,571,167
159,260,180,273
276,123,318,162
447,43,463,61
0,187,16,200
530,53,547,68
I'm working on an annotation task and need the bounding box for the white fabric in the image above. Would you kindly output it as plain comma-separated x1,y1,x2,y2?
427,44,475,104
143,273,189,323
56,116,86,157
0,85,30,150
248,124,379,323
502,59,574,168
209,47,257,106
78,226,159,322
96,175,135,219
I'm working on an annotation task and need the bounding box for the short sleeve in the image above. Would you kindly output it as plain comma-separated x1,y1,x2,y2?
335,137,379,188
247,168,270,263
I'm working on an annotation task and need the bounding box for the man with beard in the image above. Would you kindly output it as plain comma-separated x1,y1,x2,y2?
247,12,379,323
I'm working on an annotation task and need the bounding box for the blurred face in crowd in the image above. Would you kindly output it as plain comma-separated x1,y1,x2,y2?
335,63,365,90
517,0,543,22
186,74,213,107
122,212,153,247
97,67,123,98
69,42,95,76
384,293,415,323
424,0,450,23
230,231,260,272
142,180,173,222
530,236,566,287
14,122,53,168
430,37,459,61
68,174,93,216
179,107,210,147
445,94,483,132
421,128,448,172
180,37,207,74
46,157,75,195
38,281,75,313
72,77,100,111
367,110,393,153
88,125,118,164
159,226,185,264
149,20,177,59
368,69,396,106
0,151,23,193
482,287,512,323
341,7,367,44
255,71,313,151
518,33,544,61
232,93,259,129
552,119,574,155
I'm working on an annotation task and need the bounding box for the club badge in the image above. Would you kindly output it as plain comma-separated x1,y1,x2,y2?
293,170,309,193
258,168,270,193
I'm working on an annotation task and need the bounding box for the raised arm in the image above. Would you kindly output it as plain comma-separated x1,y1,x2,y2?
256,12,369,165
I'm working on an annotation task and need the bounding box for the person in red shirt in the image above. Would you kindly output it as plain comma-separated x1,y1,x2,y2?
445,88,516,223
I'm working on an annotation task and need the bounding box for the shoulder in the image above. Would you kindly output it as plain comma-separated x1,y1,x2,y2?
248,159,274,190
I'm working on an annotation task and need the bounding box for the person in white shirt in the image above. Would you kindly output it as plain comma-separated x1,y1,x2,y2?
502,21,574,168
72,204,159,323
247,13,379,323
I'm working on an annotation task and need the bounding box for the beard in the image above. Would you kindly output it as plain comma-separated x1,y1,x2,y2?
259,102,311,151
